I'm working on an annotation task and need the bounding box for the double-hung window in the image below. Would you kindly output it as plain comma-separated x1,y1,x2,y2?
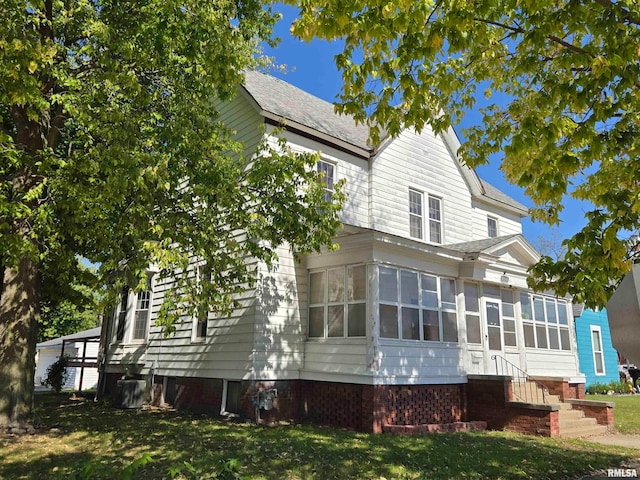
132,279,152,340
408,189,443,244
317,160,335,202
464,283,482,344
591,326,605,375
428,195,442,244
488,216,498,238
114,278,153,343
409,189,423,240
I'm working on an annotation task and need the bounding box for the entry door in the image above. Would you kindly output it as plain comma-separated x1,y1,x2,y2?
484,299,504,362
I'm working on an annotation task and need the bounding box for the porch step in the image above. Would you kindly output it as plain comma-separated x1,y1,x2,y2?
559,422,609,438
557,403,608,438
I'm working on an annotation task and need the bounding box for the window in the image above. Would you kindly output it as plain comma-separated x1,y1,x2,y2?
308,265,366,338
114,278,153,343
487,217,498,238
116,287,129,342
317,160,335,202
409,189,423,240
428,195,442,244
132,279,152,340
464,283,481,344
591,326,605,375
501,289,517,347
222,380,242,415
520,293,570,351
378,266,457,343
194,263,210,341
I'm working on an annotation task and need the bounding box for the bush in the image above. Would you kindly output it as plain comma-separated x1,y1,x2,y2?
587,380,633,395
43,356,70,393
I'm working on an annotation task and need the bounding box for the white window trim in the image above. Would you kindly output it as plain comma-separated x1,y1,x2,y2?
408,188,424,240
520,293,571,351
591,325,606,376
487,216,498,238
113,276,154,345
427,194,443,245
317,159,336,202
308,264,367,339
220,379,241,417
378,266,458,344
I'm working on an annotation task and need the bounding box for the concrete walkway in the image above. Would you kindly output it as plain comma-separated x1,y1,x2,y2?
578,435,640,480
586,433,640,449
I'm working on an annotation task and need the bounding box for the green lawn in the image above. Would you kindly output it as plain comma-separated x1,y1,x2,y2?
587,394,640,435
0,393,637,480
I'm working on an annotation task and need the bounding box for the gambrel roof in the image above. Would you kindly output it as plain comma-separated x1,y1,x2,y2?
241,70,528,216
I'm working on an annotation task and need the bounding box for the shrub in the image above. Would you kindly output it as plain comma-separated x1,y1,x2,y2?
43,356,70,393
588,380,633,395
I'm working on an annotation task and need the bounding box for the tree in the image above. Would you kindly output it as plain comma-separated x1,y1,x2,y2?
289,0,640,307
0,1,343,425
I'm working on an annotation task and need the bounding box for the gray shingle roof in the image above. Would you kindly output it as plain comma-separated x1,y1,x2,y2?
242,70,372,151
37,327,101,348
241,71,528,214
480,179,528,213
446,234,522,253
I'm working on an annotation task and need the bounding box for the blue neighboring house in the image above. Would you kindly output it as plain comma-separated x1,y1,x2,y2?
573,307,620,389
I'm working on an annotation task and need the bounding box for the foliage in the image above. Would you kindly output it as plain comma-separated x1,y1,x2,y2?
587,381,634,395
0,393,635,479
288,0,640,307
42,356,69,393
0,0,345,422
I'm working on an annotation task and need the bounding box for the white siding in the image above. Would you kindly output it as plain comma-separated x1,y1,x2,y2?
375,342,466,384
371,127,474,244
303,339,370,378
471,200,523,238
264,126,370,228
217,92,264,158
252,244,307,379
524,351,581,377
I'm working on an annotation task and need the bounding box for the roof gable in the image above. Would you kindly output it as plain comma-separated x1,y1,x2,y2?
240,71,528,215
448,234,540,267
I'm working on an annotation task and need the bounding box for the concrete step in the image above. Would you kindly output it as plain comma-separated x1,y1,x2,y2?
560,417,597,430
559,422,608,438
558,409,585,421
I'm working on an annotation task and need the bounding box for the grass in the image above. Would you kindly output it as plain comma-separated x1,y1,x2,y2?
0,393,637,480
587,394,640,435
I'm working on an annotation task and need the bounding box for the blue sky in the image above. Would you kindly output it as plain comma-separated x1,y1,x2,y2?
261,7,591,250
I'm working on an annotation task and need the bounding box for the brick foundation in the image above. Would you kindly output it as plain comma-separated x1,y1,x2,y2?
101,372,592,437
533,378,585,401
467,375,561,436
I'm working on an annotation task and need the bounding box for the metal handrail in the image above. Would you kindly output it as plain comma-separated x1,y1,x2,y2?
491,354,550,404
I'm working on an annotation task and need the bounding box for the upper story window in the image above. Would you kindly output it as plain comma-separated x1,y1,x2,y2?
409,189,423,240
487,216,498,238
520,293,570,351
428,195,442,244
408,189,443,244
317,160,335,202
308,264,366,338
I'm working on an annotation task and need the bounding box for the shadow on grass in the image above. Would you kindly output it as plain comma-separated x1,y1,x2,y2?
0,393,633,479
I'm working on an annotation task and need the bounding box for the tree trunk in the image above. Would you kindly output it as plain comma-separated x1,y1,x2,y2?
0,257,39,426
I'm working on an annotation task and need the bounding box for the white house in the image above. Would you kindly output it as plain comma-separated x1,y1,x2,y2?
100,72,613,436
36,327,101,391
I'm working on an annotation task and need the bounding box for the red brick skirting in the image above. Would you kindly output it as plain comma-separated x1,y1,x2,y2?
534,378,585,401
566,399,615,430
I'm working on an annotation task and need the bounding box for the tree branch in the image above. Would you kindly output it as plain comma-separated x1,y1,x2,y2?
594,0,640,26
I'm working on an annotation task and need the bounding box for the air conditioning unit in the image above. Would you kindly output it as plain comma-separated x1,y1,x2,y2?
116,379,146,409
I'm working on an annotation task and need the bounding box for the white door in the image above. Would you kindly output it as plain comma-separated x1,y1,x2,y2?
484,298,504,372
